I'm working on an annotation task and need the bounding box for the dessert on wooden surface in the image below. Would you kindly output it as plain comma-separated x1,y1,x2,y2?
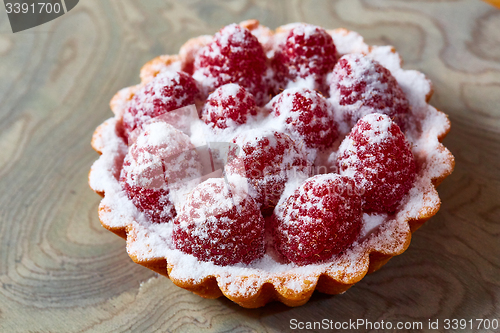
89,20,454,308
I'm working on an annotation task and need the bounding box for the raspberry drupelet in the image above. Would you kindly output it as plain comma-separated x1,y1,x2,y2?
173,178,265,266
270,87,338,149
193,24,268,105
201,83,258,130
337,113,417,213
329,53,410,129
122,71,200,139
273,174,362,265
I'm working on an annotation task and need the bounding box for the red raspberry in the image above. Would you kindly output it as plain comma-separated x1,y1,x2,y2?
225,130,311,215
337,113,417,213
329,53,409,129
120,122,202,223
273,174,362,265
272,24,337,91
193,24,268,105
173,178,265,266
122,71,199,138
270,88,338,149
201,84,258,130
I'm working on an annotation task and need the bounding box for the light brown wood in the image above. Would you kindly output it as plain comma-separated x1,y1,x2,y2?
0,0,499,332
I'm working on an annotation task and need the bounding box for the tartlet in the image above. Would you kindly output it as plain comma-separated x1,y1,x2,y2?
89,20,454,308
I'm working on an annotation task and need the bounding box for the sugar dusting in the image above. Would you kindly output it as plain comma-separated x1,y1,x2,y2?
89,24,453,298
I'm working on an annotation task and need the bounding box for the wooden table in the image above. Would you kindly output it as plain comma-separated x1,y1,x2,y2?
1,0,499,332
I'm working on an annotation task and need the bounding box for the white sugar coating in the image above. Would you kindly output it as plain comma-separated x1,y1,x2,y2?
328,29,369,55
361,213,388,237
367,46,401,73
284,75,317,91
90,23,454,299
136,122,186,148
127,105,200,145
192,71,217,98
218,82,240,97
176,178,246,229
354,113,395,145
291,24,320,40
89,119,128,194
333,54,388,91
218,24,246,47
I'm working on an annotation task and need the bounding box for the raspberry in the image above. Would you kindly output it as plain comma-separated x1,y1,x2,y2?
329,53,410,129
272,24,337,91
337,113,417,213
273,174,362,265
173,178,265,266
201,84,258,130
225,130,311,215
122,71,199,138
270,87,338,149
193,24,268,105
120,122,202,223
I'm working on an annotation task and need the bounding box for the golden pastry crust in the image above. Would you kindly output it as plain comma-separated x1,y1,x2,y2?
89,20,455,308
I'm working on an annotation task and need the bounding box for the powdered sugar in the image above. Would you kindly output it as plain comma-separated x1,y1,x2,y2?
328,28,369,56
353,113,394,145
89,22,454,301
361,213,388,237
291,24,318,41
89,119,128,194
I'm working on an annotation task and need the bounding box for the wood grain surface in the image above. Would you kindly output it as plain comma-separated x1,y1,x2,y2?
1,0,499,332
